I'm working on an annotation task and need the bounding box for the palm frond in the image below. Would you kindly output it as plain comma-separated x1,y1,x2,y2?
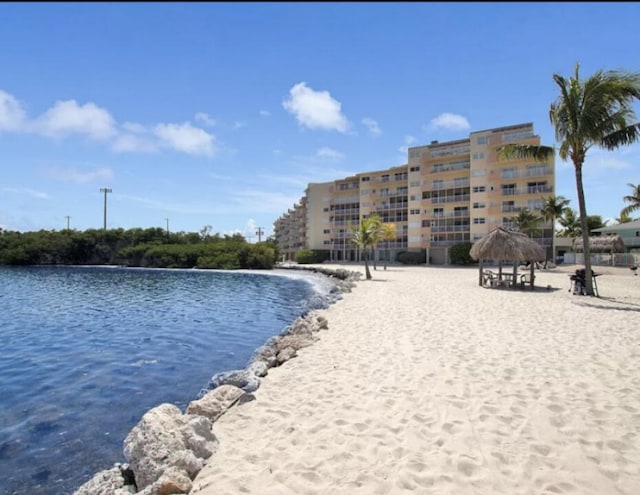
601,123,640,149
497,144,555,163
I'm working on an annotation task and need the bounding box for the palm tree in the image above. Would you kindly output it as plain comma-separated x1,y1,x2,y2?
616,210,634,224
378,222,397,270
512,208,543,238
557,207,582,237
350,216,379,280
620,182,640,219
499,63,640,295
540,195,570,262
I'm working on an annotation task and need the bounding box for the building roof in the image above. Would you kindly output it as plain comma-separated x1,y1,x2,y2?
592,219,640,233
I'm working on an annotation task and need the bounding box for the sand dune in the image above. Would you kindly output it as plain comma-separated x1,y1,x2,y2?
189,264,640,495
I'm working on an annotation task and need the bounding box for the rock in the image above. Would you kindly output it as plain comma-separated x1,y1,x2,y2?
186,384,245,422
123,403,217,490
276,346,297,365
276,333,316,352
136,466,192,495
251,341,278,368
207,369,261,393
316,315,328,329
247,360,269,377
72,465,136,495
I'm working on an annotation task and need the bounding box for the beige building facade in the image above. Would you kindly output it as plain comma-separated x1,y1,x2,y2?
274,122,555,264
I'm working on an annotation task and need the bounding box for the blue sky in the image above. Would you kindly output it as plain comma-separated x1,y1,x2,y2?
1,2,639,239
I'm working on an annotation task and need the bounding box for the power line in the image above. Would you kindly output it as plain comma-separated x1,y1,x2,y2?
256,227,264,243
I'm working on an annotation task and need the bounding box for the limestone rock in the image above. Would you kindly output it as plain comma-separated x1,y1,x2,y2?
186,384,245,422
72,465,136,495
136,466,192,495
276,346,297,365
123,403,217,490
207,369,261,393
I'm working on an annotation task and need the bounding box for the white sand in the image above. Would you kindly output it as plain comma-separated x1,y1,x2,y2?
189,264,640,495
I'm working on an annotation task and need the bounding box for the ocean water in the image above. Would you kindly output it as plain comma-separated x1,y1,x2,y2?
0,265,336,495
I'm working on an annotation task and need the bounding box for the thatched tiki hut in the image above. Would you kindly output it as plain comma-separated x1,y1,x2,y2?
469,226,546,289
572,234,626,253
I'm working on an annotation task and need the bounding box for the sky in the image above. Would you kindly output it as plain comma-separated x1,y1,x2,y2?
1,2,639,240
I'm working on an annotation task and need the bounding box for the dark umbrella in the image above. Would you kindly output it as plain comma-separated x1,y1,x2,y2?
470,226,546,289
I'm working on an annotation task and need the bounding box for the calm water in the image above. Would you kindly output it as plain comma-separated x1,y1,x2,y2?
0,265,336,495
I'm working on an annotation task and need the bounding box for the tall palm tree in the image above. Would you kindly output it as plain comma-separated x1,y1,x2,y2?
557,207,582,237
351,216,379,280
620,182,640,218
615,210,634,224
540,195,570,262
378,222,397,270
499,63,640,295
512,208,543,238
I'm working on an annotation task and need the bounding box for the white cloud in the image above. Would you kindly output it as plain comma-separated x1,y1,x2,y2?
154,122,215,156
316,147,345,160
112,133,158,153
43,166,114,184
362,117,381,136
429,112,470,132
282,82,349,132
232,121,246,130
259,110,271,117
195,112,216,127
121,121,147,134
0,90,27,132
3,187,50,199
398,135,418,154
37,100,116,140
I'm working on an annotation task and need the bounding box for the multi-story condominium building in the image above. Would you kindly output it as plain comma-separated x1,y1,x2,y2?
274,122,555,264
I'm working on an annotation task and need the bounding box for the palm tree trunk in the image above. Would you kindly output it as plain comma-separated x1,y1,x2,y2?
550,214,556,267
575,161,595,295
364,250,372,280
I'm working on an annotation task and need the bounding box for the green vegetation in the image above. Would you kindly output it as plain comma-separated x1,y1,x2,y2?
397,250,426,265
0,227,278,270
295,249,330,264
449,242,475,265
350,216,380,279
499,63,640,295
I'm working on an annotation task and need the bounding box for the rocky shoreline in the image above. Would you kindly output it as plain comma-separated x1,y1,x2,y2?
72,265,361,495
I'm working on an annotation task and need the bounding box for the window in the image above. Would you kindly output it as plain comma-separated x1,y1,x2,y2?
472,152,485,160
473,202,485,209
409,150,421,159
323,229,331,234
410,180,420,187
432,179,444,189
472,186,486,193
323,207,329,212
502,184,516,195
477,136,489,145
471,169,486,177
502,168,517,179
473,218,486,224
394,172,408,181
453,177,468,187
410,209,421,215
381,174,390,182
409,165,421,172
361,176,370,182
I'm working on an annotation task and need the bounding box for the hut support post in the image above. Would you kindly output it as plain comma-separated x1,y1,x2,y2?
478,259,484,286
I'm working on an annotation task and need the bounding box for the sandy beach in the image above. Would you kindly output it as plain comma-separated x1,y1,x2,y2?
189,263,640,495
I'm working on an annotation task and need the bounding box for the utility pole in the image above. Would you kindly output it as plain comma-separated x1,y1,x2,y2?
165,218,170,235
256,227,264,243
65,216,71,230
100,188,112,230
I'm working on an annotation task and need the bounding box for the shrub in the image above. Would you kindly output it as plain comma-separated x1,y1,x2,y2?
295,249,329,264
449,242,475,265
397,250,425,265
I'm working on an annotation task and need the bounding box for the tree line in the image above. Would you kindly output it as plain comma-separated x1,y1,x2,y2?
0,227,279,269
